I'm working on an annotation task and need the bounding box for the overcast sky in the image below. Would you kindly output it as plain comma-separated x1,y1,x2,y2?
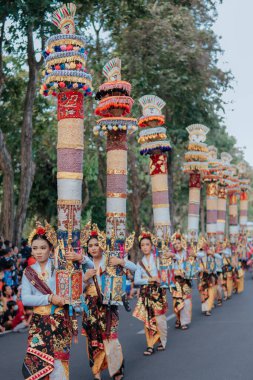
213,0,253,166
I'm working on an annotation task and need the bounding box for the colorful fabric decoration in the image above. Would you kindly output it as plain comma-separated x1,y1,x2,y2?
40,5,92,97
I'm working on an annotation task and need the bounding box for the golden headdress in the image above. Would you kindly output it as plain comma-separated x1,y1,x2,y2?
80,220,106,251
171,230,187,251
138,227,157,246
28,221,57,248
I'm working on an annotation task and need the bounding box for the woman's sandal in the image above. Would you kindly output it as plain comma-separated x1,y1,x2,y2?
175,320,181,329
205,311,212,316
143,347,154,356
157,344,165,351
181,325,189,330
217,300,222,306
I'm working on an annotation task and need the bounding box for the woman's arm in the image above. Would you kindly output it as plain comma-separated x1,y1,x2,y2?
134,264,148,286
21,273,50,307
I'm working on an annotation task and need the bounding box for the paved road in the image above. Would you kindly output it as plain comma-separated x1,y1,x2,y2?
1,273,253,380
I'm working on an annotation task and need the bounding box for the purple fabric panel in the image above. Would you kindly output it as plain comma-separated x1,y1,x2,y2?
217,210,226,220
188,203,200,215
206,210,218,224
229,215,238,225
240,210,247,216
57,149,83,172
152,191,169,205
107,174,127,193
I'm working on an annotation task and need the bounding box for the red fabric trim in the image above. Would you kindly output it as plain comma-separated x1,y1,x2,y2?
54,352,70,360
27,347,54,365
26,365,53,380
101,332,118,340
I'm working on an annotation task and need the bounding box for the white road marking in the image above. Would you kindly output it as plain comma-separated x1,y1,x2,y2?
137,314,176,334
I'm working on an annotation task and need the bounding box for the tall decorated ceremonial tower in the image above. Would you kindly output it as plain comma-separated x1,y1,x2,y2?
94,58,137,304
138,95,171,240
216,152,232,242
183,124,209,241
40,3,92,309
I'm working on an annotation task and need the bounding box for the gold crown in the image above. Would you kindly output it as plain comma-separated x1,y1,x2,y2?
28,221,57,248
80,220,106,251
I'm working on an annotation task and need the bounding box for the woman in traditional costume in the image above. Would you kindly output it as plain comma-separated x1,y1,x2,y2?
222,245,233,300
171,232,192,330
214,246,224,306
22,223,91,379
133,231,168,356
82,224,136,380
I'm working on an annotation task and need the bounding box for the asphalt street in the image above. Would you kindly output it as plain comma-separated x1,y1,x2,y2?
1,273,253,380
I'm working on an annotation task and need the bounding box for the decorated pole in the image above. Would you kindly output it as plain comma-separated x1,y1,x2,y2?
237,162,250,232
183,124,209,242
40,3,92,310
237,162,250,262
203,146,221,245
226,167,240,244
216,152,232,242
138,95,171,240
94,58,137,305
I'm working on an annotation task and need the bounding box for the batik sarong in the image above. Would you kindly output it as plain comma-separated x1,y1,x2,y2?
133,284,168,348
82,284,123,377
22,307,72,380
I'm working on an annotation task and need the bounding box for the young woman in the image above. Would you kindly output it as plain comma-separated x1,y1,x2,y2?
197,245,216,316
172,233,192,330
133,231,168,356
82,228,136,380
222,246,233,300
21,224,87,380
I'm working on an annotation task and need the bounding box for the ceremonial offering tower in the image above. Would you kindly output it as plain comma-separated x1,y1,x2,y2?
203,146,221,244
138,95,171,239
94,58,137,242
41,3,92,251
237,162,250,231
183,124,209,241
216,152,232,242
40,3,92,309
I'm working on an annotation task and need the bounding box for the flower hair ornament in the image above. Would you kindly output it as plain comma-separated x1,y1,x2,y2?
80,220,106,251
28,221,57,248
138,227,157,247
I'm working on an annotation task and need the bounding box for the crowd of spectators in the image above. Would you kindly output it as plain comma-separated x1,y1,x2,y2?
0,237,35,334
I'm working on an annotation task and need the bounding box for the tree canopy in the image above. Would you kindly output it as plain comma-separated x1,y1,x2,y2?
0,0,251,248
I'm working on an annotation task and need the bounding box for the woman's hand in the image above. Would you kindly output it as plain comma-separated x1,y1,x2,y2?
83,269,97,282
65,252,82,262
51,295,67,307
149,276,160,284
109,257,125,267
163,251,174,259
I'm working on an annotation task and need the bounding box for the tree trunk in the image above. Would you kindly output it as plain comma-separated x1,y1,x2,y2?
0,129,14,241
0,17,14,240
13,24,37,244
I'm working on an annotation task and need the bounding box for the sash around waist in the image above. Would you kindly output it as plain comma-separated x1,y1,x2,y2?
33,305,64,315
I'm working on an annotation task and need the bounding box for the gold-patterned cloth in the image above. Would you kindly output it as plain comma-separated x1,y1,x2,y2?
133,284,168,333
22,311,72,380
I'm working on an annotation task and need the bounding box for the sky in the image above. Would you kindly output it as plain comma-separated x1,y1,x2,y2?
213,0,253,166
